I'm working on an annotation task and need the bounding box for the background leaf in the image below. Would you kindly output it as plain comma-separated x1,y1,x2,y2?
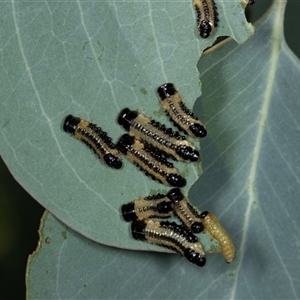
26,212,228,299
26,1,300,299
0,0,253,249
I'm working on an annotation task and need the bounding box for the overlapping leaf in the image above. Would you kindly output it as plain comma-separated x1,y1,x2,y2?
0,0,253,249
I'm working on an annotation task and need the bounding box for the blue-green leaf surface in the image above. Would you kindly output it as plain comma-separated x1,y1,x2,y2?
27,1,300,299
0,0,253,249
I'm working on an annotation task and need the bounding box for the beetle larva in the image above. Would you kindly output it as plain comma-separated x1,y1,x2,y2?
118,108,200,162
157,83,207,138
131,219,206,267
116,134,186,187
122,193,173,222
200,211,236,263
193,0,218,38
63,114,122,169
167,188,204,233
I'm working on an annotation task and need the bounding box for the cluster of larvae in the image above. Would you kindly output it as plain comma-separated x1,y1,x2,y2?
122,188,235,267
63,82,235,267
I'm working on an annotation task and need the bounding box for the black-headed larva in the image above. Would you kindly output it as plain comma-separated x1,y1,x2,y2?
116,134,186,187
193,0,218,39
122,193,173,222
118,108,200,162
200,211,236,263
131,219,206,267
167,188,204,234
157,83,207,138
63,114,122,169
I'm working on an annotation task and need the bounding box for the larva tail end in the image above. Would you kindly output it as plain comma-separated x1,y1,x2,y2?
196,256,206,267
175,146,200,162
131,220,147,241
63,114,80,134
157,83,176,100
199,20,213,39
191,222,204,234
225,252,236,264
185,249,206,267
167,188,184,203
166,174,186,188
190,149,200,162
121,203,137,222
189,123,207,138
156,200,174,214
104,154,122,169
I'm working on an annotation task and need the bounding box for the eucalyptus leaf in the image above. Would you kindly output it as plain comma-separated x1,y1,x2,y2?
26,0,300,298
0,0,253,249
27,212,224,300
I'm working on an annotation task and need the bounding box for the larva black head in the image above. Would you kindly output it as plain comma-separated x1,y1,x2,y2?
199,211,209,219
131,220,147,241
199,20,213,39
156,200,174,214
63,114,80,134
166,188,184,203
121,203,137,222
166,174,186,188
184,249,206,267
248,0,255,5
103,154,122,169
117,108,138,131
118,108,130,125
175,146,200,162
157,83,176,100
116,134,135,155
191,222,204,234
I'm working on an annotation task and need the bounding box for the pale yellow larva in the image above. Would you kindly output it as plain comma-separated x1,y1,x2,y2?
200,211,236,263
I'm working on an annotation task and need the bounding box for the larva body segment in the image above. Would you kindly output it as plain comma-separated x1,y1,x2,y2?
118,108,200,162
116,134,186,187
157,83,207,138
63,115,122,169
200,211,236,263
193,0,218,38
167,188,204,233
131,219,206,267
121,193,173,222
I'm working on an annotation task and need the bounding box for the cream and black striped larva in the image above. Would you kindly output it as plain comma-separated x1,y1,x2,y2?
118,108,200,162
63,115,122,169
131,219,206,267
122,193,173,222
193,0,218,38
200,211,236,263
157,83,207,138
116,134,186,187
167,188,204,234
